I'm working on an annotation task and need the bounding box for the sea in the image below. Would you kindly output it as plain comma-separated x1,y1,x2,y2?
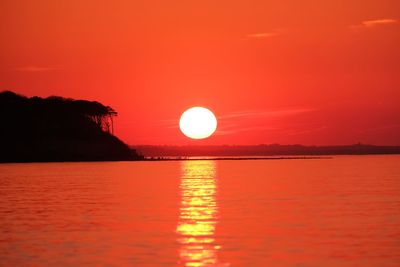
0,155,399,267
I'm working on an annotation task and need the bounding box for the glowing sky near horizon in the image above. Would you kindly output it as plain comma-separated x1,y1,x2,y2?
0,0,399,145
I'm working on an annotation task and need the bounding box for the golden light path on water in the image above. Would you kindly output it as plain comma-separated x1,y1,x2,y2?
177,161,223,267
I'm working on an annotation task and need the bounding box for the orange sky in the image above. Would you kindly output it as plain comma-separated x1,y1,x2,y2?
1,0,399,145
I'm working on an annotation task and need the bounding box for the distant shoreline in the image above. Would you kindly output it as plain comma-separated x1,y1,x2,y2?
6,154,400,163
143,156,332,161
133,144,400,158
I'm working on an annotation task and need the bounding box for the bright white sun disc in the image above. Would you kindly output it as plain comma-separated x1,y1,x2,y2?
179,107,217,139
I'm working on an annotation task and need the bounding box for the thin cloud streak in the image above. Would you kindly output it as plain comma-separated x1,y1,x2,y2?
246,32,279,39
215,125,279,136
350,18,398,29
220,107,316,120
362,19,398,27
151,108,317,136
245,28,285,39
216,108,318,136
216,123,326,137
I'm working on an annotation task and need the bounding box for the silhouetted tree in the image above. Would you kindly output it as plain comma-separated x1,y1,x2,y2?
0,91,143,162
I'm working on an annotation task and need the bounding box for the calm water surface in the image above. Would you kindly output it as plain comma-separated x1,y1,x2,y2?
0,156,399,266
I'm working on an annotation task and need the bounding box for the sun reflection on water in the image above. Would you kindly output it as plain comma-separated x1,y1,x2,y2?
177,160,221,267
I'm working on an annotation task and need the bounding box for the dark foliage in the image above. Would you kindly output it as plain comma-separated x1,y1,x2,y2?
0,91,143,162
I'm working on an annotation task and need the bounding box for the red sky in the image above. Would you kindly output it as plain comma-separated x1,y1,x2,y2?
1,0,399,145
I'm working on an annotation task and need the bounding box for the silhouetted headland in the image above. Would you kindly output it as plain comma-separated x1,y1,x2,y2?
134,144,400,158
0,91,143,162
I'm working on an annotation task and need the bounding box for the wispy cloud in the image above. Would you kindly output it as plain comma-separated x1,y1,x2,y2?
246,32,279,39
350,18,398,29
15,65,58,72
150,107,317,137
219,107,316,120
245,29,285,40
215,125,279,136
216,107,317,136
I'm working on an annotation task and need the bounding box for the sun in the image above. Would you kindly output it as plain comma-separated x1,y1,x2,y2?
179,107,217,139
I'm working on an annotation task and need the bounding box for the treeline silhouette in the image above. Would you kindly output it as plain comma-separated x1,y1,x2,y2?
135,144,400,157
0,91,142,162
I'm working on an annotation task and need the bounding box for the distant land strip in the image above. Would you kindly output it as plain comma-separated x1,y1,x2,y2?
143,156,331,161
133,144,400,158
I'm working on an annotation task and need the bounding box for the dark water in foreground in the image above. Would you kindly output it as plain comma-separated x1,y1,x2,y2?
0,156,399,267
